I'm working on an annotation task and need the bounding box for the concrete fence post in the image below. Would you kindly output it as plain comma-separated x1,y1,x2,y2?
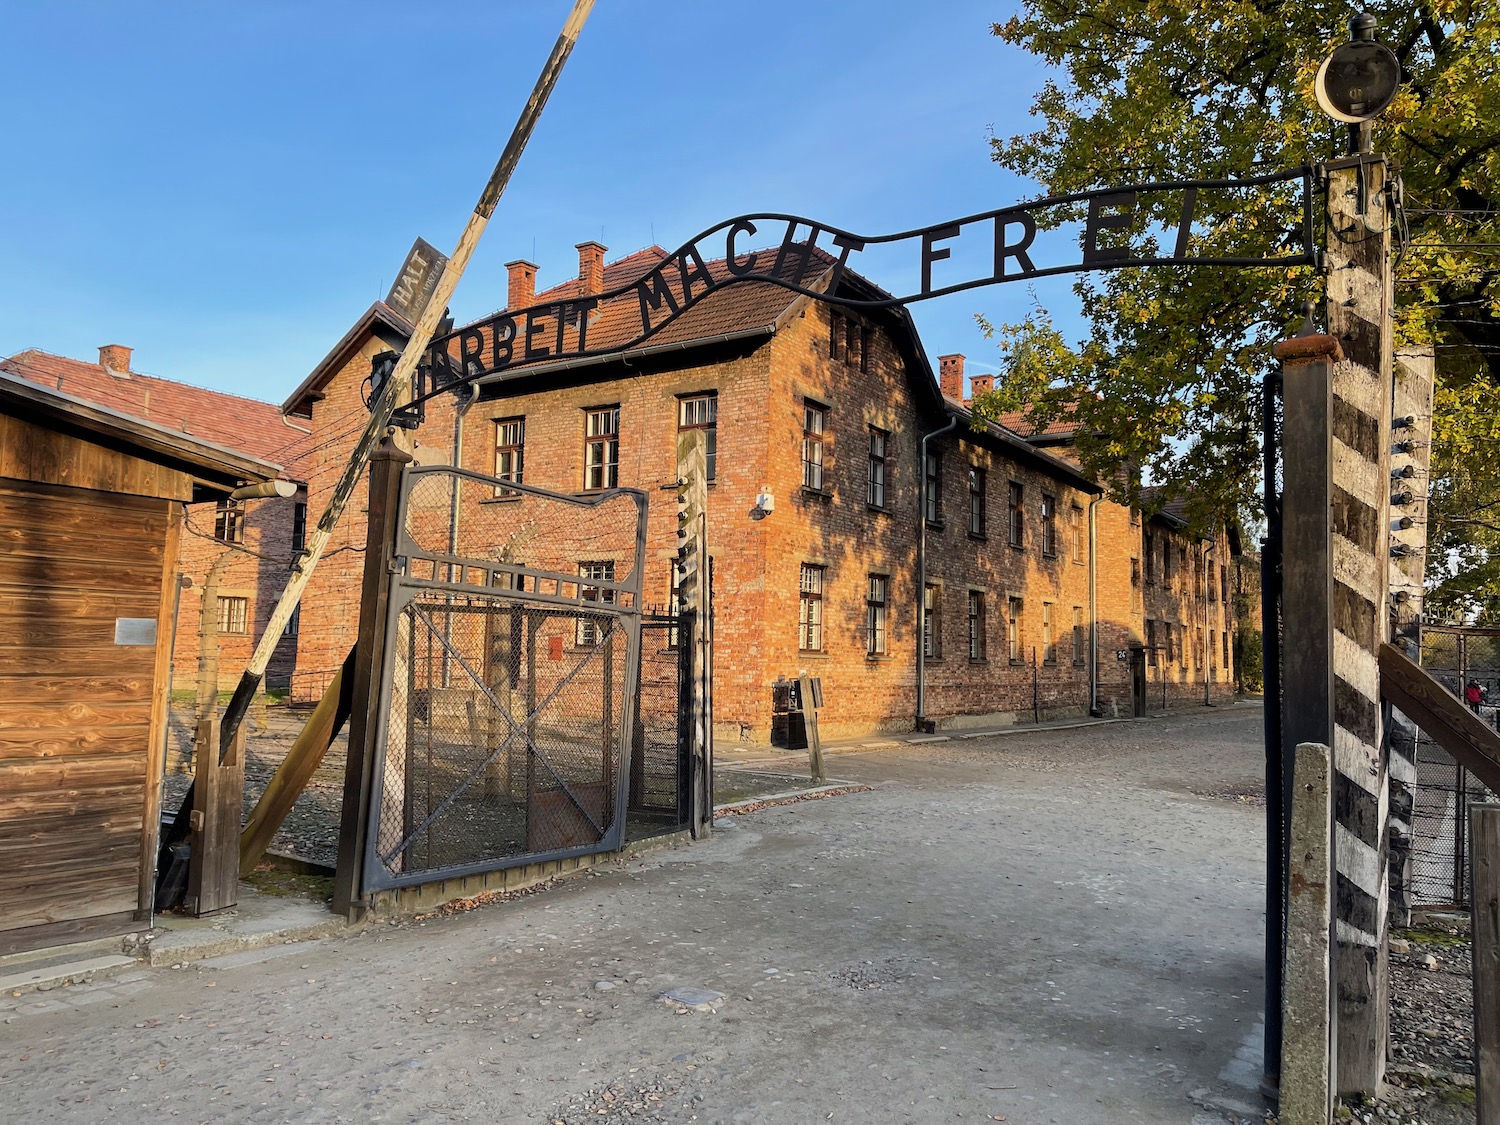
1281,740,1336,1125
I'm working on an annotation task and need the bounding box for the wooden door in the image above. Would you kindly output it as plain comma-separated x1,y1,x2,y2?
0,478,172,954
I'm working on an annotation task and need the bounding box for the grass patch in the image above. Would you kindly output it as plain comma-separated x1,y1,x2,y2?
1397,926,1469,948
244,864,334,902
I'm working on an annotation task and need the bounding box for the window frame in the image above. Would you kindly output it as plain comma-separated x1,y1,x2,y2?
217,594,249,635
493,416,526,497
583,406,620,491
1007,596,1024,664
1042,601,1055,664
866,426,888,510
924,450,942,526
1041,493,1058,558
799,563,826,652
1072,606,1085,666
677,392,718,483
214,499,245,544
1007,481,1024,548
923,582,942,660
967,466,986,539
1070,503,1084,563
290,501,307,554
967,590,986,662
576,560,616,646
866,573,889,658
802,401,828,492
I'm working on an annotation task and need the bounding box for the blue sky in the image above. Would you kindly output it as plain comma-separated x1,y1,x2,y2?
0,1,1081,404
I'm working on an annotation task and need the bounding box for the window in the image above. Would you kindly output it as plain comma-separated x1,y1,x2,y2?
678,393,717,482
968,591,986,661
1070,504,1084,563
577,561,616,646
1008,481,1024,547
1008,596,1024,663
584,407,619,490
867,574,888,657
1223,629,1231,671
1178,546,1188,588
1146,619,1157,667
1221,563,1230,604
1072,606,1085,665
1166,622,1177,664
494,417,525,496
1143,532,1155,584
214,499,244,544
1042,602,1055,664
923,584,942,659
1209,628,1217,672
1207,557,1216,601
845,319,863,371
290,502,307,554
217,595,248,635
924,451,942,525
283,604,300,639
830,311,846,362
867,427,888,509
802,402,827,490
1130,557,1142,611
968,467,986,538
831,312,869,372
1162,537,1173,585
1041,493,1058,557
799,564,825,652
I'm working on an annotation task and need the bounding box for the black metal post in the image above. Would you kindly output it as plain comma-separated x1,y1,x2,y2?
1261,368,1286,1094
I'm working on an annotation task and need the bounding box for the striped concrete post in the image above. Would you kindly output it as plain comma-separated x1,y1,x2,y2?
1387,347,1435,928
1324,154,1395,1095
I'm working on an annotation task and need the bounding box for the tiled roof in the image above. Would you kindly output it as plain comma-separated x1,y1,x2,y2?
1139,484,1189,525
518,245,671,308
0,349,311,479
994,401,1079,438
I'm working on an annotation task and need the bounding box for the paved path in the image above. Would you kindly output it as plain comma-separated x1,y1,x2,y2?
1,707,1268,1124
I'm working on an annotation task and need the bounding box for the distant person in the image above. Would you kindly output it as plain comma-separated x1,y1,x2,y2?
1466,680,1483,713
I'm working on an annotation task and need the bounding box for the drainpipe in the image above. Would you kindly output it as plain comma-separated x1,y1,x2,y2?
1087,494,1105,717
915,412,960,730
442,384,481,687
1203,539,1216,706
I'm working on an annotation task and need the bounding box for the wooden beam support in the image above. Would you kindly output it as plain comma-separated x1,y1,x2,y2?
1379,642,1500,795
238,646,355,875
1473,803,1500,1125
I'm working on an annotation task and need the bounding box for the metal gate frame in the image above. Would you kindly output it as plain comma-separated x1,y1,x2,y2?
360,463,648,894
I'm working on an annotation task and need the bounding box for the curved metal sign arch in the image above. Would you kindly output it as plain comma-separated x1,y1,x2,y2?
383,166,1316,415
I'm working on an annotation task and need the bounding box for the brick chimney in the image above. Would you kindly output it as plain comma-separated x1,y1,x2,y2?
99,344,132,377
969,373,995,398
505,259,538,310
937,353,965,401
575,241,607,295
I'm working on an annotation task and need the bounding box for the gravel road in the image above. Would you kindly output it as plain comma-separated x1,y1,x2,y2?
7,704,1462,1124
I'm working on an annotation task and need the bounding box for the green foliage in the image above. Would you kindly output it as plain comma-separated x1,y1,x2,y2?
977,1,1500,611
1235,623,1265,694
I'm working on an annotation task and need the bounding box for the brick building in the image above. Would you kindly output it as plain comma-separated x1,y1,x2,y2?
0,346,309,695
285,241,1243,739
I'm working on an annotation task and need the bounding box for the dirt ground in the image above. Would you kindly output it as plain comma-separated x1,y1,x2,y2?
7,707,1289,1123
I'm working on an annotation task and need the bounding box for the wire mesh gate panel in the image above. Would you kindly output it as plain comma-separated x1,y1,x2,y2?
1410,626,1500,908
361,465,650,894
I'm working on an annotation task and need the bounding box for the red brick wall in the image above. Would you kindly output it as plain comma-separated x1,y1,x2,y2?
171,489,304,693
286,295,1241,733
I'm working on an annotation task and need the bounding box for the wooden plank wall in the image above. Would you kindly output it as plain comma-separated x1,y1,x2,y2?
0,413,194,502
0,476,171,953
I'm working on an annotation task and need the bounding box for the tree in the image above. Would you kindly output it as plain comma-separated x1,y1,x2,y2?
971,1,1500,617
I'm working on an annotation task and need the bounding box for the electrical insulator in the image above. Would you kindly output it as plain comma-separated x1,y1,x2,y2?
1391,491,1414,507
1392,414,1415,429
1390,542,1416,558
1391,464,1416,480
1391,590,1410,605
1391,441,1412,455
1391,515,1414,530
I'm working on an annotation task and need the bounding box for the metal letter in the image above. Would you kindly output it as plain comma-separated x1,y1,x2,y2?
993,210,1038,279
490,315,516,370
921,223,960,295
725,219,759,276
1081,191,1137,264
523,311,551,360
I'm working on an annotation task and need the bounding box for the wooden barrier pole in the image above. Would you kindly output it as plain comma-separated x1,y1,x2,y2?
238,646,355,875
1473,803,1500,1125
1280,741,1336,1125
798,674,825,783
332,438,412,919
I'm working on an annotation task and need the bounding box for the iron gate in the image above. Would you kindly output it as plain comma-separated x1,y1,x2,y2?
360,464,652,894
